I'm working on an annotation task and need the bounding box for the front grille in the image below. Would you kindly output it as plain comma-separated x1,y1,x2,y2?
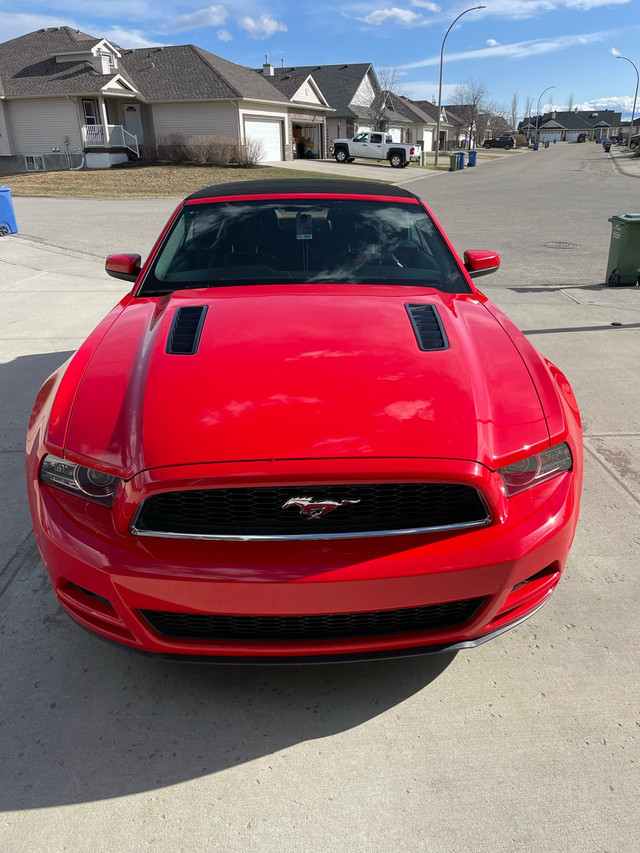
132,483,490,539
140,597,486,641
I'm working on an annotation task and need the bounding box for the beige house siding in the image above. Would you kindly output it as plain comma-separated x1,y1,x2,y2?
351,73,375,108
6,97,81,154
0,101,12,155
291,81,323,105
152,101,239,142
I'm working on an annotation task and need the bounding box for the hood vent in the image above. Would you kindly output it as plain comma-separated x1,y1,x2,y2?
406,304,448,351
166,306,208,355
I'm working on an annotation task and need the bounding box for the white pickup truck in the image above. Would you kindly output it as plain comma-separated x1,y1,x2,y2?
332,132,420,168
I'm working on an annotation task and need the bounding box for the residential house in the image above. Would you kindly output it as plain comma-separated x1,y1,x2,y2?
0,27,333,171
519,109,623,142
266,62,382,149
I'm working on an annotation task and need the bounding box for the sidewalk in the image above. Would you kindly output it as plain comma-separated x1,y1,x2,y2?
607,143,640,178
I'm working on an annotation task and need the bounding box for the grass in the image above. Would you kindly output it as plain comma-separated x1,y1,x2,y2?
0,163,384,199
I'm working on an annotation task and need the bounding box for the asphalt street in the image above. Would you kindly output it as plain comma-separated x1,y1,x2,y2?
1,142,639,853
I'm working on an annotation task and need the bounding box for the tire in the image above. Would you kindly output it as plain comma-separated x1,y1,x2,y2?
483,141,491,149
504,143,512,150
334,148,348,163
389,153,403,168
630,140,637,150
0,225,9,237
608,272,621,287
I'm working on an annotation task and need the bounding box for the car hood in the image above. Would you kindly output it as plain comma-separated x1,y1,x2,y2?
64,286,549,476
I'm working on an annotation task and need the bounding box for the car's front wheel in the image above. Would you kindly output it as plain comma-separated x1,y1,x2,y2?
335,148,348,163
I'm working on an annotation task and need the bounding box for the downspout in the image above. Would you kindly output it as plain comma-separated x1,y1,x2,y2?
66,96,86,170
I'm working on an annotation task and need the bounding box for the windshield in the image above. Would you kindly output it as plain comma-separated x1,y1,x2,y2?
138,198,470,295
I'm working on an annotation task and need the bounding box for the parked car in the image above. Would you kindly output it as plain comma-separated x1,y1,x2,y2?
576,133,587,143
483,135,517,150
332,132,417,167
629,134,639,151
26,179,582,662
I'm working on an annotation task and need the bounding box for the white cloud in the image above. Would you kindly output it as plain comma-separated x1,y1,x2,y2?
159,6,228,34
410,0,440,10
575,96,639,113
610,47,621,56
217,28,232,42
238,14,287,39
478,0,632,19
359,7,423,26
102,26,165,48
487,38,500,46
401,29,624,69
0,12,79,41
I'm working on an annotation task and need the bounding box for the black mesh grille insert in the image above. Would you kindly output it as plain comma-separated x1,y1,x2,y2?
166,306,207,354
133,483,489,538
406,303,448,350
140,597,486,641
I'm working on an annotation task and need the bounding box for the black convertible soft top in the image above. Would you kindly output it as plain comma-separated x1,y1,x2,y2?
187,178,419,201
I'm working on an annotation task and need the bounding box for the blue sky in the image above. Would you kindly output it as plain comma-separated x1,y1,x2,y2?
3,1,640,120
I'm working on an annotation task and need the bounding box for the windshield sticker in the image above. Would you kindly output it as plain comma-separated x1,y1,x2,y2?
296,212,313,240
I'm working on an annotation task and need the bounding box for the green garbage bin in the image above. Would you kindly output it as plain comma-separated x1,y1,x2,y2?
606,214,640,286
449,154,458,172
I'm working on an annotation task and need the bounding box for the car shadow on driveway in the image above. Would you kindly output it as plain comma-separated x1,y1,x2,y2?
1,352,457,812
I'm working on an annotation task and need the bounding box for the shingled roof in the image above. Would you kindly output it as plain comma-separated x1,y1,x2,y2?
123,45,289,103
0,28,291,104
0,26,136,98
267,63,375,117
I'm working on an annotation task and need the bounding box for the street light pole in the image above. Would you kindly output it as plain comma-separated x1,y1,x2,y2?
434,5,485,169
616,55,639,143
534,85,556,147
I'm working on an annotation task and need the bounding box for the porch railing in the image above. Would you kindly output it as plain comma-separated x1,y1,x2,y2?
82,124,139,157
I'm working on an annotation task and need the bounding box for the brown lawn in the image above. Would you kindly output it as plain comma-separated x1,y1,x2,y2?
0,163,383,199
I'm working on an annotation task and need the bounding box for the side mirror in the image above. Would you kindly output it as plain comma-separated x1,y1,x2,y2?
105,253,142,283
463,250,500,278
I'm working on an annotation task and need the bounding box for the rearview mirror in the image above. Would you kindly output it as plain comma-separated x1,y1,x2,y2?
463,250,500,278
105,253,142,283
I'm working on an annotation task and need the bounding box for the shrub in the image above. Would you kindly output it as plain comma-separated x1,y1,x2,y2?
159,133,186,164
235,138,265,167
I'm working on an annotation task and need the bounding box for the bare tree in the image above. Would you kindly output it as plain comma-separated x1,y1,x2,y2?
366,67,412,132
511,92,519,132
566,92,574,111
451,79,489,146
523,94,534,121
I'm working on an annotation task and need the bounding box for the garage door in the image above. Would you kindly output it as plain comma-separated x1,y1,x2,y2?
540,130,561,143
565,132,581,142
245,119,283,161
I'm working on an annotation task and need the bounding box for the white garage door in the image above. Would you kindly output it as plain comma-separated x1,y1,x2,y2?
565,132,580,142
245,119,283,161
540,130,561,143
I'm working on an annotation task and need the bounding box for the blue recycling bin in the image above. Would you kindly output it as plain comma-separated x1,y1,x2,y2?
534,141,539,151
468,149,477,167
553,139,557,143
457,151,466,170
0,186,18,236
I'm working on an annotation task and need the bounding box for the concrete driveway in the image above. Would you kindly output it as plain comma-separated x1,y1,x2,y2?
1,143,639,853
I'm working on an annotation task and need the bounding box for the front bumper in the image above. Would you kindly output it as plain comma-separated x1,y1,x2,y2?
28,456,580,660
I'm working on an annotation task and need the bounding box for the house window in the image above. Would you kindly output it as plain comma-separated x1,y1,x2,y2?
25,155,45,172
83,99,98,125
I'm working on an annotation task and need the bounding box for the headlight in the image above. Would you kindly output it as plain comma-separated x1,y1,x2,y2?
500,442,572,497
39,454,121,507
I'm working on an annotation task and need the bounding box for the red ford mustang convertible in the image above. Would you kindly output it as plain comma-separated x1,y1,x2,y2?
26,179,582,662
